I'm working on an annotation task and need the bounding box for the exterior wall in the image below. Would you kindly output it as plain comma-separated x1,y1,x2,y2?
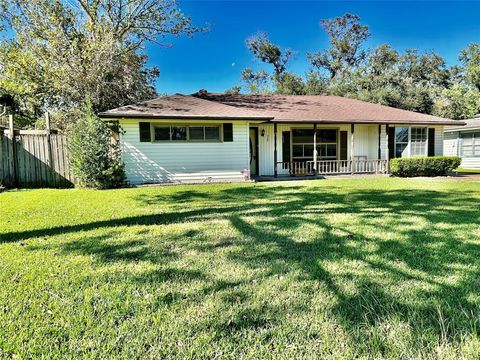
119,119,250,184
444,131,480,169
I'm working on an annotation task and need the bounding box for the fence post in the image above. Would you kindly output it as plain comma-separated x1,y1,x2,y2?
45,112,56,186
7,114,18,186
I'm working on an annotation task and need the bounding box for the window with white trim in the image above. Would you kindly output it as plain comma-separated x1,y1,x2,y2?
153,125,221,142
395,127,409,158
410,127,428,157
394,127,428,158
460,132,480,157
291,129,337,161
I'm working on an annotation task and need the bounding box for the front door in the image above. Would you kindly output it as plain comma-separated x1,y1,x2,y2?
249,128,258,176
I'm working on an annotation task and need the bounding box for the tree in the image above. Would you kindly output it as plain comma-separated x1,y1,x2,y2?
308,13,370,79
460,43,480,91
433,84,480,120
68,100,125,189
0,0,202,127
245,32,293,80
241,68,272,94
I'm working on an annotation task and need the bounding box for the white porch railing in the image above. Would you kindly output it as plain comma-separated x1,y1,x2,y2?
276,159,389,176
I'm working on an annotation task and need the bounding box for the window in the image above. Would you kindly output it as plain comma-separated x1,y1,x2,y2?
291,128,337,160
395,127,409,158
461,132,480,157
410,127,427,157
153,125,221,142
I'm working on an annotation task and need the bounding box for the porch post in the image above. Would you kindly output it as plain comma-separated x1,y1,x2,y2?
385,124,390,174
351,123,355,175
377,125,381,160
313,123,317,175
274,122,278,178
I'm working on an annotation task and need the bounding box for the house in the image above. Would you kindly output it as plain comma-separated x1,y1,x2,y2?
444,114,480,169
98,92,462,185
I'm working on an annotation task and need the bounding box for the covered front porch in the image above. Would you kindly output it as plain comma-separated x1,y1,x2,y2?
249,122,391,178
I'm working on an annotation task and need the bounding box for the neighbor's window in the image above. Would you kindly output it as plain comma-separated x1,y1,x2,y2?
461,132,480,157
395,127,409,158
410,127,427,157
154,125,220,142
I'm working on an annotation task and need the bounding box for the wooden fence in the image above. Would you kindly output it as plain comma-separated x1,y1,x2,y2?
0,115,75,188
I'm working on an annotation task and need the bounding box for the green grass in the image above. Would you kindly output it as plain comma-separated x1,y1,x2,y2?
1,178,480,359
455,168,480,174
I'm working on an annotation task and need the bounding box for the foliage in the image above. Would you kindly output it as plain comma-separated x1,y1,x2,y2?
67,101,125,189
0,0,203,127
460,43,480,91
390,156,461,177
236,12,479,119
1,178,480,358
307,13,370,79
433,84,480,120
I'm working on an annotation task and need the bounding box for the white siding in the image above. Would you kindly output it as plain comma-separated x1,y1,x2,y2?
433,126,444,156
444,130,480,169
119,119,250,185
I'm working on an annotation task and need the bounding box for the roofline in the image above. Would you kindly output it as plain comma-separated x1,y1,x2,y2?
270,119,465,126
445,126,480,132
98,113,273,121
98,113,463,126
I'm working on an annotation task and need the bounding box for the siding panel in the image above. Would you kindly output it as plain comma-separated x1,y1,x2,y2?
120,120,250,184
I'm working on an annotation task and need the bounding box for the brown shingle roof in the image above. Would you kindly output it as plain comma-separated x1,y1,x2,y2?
195,93,463,125
99,92,464,126
98,94,271,120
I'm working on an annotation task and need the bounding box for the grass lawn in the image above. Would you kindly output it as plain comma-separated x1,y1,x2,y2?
455,168,480,174
1,178,480,359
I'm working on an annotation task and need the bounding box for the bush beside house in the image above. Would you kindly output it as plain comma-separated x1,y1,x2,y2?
390,156,461,177
68,103,125,189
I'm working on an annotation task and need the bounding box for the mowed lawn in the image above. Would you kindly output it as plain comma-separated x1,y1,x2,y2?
1,178,480,359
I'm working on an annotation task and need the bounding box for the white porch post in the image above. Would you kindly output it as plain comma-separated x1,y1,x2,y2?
274,122,278,178
386,124,390,174
351,124,355,175
313,123,317,175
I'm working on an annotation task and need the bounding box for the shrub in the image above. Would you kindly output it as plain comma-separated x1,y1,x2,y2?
68,102,125,189
390,156,461,177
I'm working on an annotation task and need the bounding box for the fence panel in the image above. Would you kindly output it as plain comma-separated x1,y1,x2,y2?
0,131,74,188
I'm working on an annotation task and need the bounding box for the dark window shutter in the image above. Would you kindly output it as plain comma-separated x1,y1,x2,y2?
223,123,233,142
388,126,395,159
282,131,291,162
339,131,348,160
139,122,151,142
428,128,435,156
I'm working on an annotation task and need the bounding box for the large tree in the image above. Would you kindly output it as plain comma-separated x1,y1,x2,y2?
0,0,202,127
307,13,370,79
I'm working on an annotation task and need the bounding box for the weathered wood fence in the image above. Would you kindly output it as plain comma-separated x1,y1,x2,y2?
0,115,75,188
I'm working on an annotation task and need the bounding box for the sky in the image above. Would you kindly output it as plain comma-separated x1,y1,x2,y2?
149,1,480,95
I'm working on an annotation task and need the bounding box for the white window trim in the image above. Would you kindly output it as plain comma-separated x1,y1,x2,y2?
394,126,429,158
151,124,223,143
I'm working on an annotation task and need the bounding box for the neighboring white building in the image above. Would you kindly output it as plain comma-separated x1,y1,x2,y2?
99,92,462,185
444,114,480,169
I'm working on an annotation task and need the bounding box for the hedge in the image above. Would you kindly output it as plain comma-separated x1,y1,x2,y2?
390,156,461,177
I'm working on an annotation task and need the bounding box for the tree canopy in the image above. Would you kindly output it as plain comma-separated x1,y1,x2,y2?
237,13,480,120
0,0,203,127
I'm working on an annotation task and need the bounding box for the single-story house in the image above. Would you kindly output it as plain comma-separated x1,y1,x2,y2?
444,114,480,169
99,91,463,185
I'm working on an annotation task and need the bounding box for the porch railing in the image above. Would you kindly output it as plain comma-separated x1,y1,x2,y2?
276,159,389,176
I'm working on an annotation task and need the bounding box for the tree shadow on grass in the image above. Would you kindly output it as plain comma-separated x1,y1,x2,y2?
3,183,480,355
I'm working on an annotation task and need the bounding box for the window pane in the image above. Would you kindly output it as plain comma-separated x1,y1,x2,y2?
171,126,187,141
304,144,314,156
292,129,314,143
411,127,427,142
189,127,204,140
395,127,409,143
319,129,337,143
326,143,337,157
292,145,303,157
396,143,408,158
205,126,220,140
154,126,170,141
